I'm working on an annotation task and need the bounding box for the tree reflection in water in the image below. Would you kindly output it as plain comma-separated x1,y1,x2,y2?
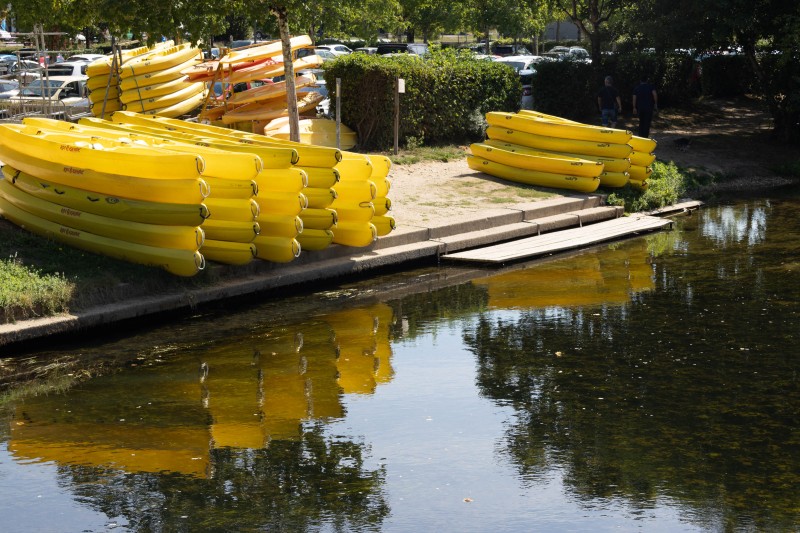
462,202,800,531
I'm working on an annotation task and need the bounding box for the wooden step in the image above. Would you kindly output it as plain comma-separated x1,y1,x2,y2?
443,214,672,264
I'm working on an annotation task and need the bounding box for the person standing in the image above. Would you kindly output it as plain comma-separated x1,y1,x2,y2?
597,75,622,128
633,76,658,137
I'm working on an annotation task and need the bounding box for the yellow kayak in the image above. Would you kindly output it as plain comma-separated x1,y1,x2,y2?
0,178,205,251
300,208,337,230
335,155,374,181
630,150,656,167
203,177,258,200
79,116,298,169
303,167,340,189
629,135,657,153
201,240,257,265
119,43,201,78
254,191,306,217
110,110,341,168
333,203,374,224
467,155,601,193
296,228,334,251
23,117,262,181
628,164,652,182
252,236,301,263
119,78,197,104
599,171,630,188
229,74,316,105
220,35,313,64
0,194,204,276
331,222,377,248
629,178,648,191
373,197,391,216
256,167,307,194
0,142,209,204
485,125,632,159
201,218,260,243
4,166,209,226
123,82,206,113
470,142,604,178
138,89,207,118
203,197,259,222
332,180,377,204
221,91,324,124
304,187,336,209
256,214,303,238
1,123,205,179
482,139,630,174
373,215,396,236
266,117,358,150
119,55,201,92
487,112,632,145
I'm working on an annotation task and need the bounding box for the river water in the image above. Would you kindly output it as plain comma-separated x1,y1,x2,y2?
1,192,798,532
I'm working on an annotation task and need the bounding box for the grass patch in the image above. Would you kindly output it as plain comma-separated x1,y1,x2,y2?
381,144,468,165
0,218,221,322
606,160,711,213
0,255,74,323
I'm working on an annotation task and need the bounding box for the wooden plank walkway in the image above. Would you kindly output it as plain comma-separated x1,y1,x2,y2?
443,214,672,264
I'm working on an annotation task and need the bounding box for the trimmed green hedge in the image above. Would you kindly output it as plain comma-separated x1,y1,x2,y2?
323,49,520,150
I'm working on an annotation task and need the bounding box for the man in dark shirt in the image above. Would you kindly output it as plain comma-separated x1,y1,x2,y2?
597,75,621,128
633,76,658,137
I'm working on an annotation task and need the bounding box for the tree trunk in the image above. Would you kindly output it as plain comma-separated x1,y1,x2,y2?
273,6,299,142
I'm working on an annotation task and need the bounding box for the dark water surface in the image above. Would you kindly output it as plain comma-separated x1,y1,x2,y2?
1,193,799,532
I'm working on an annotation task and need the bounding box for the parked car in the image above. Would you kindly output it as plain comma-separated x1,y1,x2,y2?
375,42,428,56
65,53,106,63
46,60,91,77
495,56,538,110
495,55,542,73
0,79,20,99
519,69,534,110
567,46,591,62
314,49,338,62
298,68,329,117
492,44,531,57
316,44,352,56
209,79,271,100
0,59,42,83
12,75,89,105
353,47,378,54
546,45,571,56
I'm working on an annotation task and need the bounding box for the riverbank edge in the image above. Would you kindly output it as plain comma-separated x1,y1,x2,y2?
1,193,650,348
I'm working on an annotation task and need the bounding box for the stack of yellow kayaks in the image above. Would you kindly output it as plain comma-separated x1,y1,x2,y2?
472,111,635,192
0,110,395,274
87,41,207,119
101,111,393,252
517,110,657,190
185,36,324,128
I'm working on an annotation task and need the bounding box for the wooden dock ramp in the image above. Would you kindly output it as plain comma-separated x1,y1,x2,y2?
443,214,672,264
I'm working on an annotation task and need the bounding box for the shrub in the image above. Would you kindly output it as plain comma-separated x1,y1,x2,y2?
323,49,520,150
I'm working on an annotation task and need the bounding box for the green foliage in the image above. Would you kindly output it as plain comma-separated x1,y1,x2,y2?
700,55,754,97
529,59,595,120
0,255,74,323
325,49,520,150
607,160,697,213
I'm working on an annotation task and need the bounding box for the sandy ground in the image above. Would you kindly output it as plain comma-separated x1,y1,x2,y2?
387,97,796,227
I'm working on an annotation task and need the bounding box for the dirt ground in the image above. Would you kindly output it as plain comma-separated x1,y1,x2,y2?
389,97,797,226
